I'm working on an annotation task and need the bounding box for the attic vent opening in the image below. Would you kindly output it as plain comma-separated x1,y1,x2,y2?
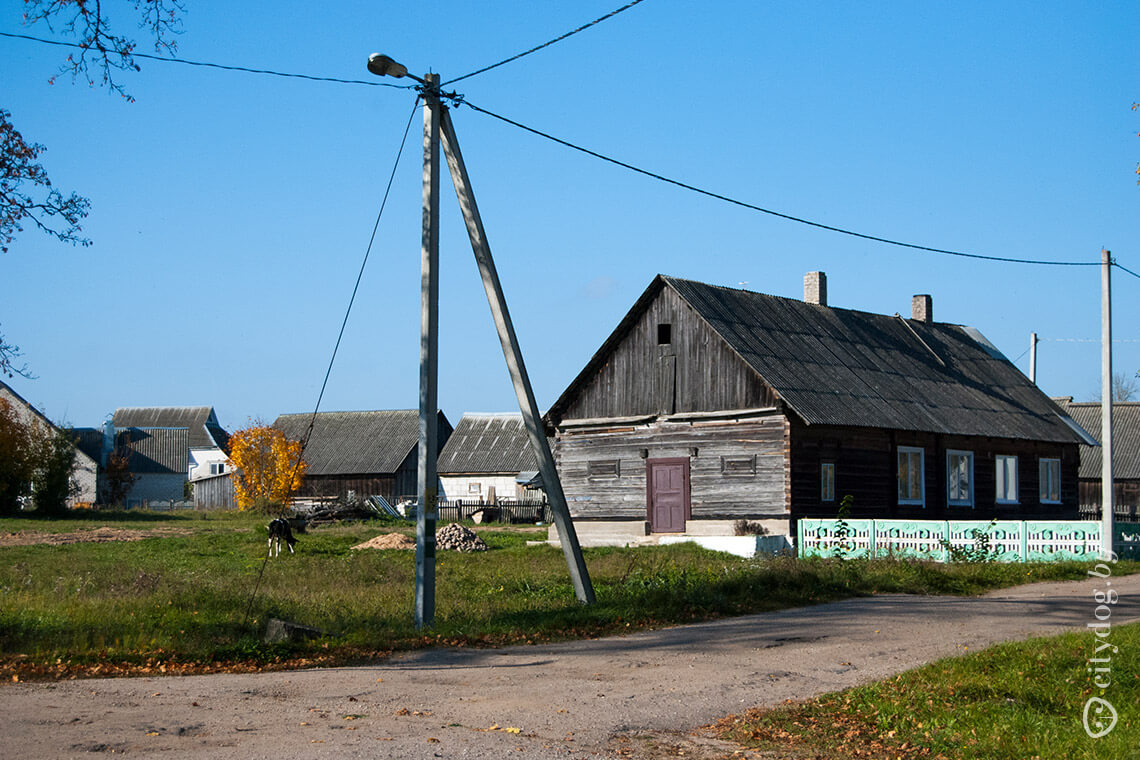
657,323,672,345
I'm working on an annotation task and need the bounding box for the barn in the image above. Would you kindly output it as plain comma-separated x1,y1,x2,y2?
1054,398,1140,521
273,409,452,505
544,274,1093,541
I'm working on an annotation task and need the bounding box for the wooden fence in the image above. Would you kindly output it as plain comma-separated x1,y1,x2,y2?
401,496,549,525
798,518,1140,562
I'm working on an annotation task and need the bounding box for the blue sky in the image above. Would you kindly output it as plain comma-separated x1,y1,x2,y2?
2,1,1137,432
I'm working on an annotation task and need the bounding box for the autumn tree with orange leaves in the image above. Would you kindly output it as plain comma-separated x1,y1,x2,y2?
227,423,306,514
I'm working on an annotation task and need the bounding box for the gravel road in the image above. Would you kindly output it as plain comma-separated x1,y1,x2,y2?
4,571,1136,760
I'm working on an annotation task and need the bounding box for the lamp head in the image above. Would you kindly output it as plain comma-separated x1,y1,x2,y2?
367,53,408,78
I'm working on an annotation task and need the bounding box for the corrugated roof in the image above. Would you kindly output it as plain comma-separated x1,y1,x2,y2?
120,427,189,474
1054,400,1140,479
437,413,541,475
546,275,1086,445
666,277,1083,443
113,407,228,450
273,410,450,476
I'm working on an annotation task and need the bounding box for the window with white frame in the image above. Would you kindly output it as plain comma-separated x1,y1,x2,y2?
821,462,835,502
897,447,925,505
947,450,974,507
995,455,1018,504
209,462,225,476
1039,458,1061,503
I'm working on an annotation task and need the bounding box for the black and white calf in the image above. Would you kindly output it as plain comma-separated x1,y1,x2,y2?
267,518,297,556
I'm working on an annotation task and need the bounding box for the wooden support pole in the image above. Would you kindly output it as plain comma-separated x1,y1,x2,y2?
438,107,595,604
415,74,442,629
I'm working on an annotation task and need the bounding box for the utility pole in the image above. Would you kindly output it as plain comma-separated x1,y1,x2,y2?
367,55,596,624
1101,249,1114,559
1029,332,1038,384
415,73,442,629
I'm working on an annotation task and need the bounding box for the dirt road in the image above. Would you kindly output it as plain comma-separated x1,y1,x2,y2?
4,571,1137,759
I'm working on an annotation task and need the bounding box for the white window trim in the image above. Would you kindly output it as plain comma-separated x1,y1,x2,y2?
1040,458,1061,504
898,446,925,506
946,449,975,507
821,462,836,502
995,454,1018,505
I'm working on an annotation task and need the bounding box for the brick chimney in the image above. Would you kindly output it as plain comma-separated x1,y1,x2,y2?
804,271,827,306
911,294,933,323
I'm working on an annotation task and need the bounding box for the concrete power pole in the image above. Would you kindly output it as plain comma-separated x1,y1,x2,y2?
414,74,442,629
367,56,596,626
1029,332,1038,384
1101,249,1114,559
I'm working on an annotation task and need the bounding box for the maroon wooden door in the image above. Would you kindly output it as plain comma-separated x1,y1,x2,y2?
647,458,690,533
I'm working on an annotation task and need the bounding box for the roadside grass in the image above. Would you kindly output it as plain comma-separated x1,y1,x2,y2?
716,621,1138,759
1,510,1133,680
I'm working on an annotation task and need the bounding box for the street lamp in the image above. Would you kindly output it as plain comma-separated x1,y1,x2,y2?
367,53,424,84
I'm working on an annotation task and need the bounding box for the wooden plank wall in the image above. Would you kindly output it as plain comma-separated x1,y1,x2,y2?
556,415,789,520
790,422,1081,519
561,286,778,421
191,474,235,510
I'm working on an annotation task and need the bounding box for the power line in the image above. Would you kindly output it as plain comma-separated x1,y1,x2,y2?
298,95,421,458
443,0,648,86
1,30,414,88
459,99,1102,268
1115,261,1140,281
6,28,1130,272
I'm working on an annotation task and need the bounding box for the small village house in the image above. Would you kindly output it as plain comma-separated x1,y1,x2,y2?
273,409,453,505
1054,398,1140,521
0,379,98,507
437,412,549,519
544,274,1094,542
112,406,231,482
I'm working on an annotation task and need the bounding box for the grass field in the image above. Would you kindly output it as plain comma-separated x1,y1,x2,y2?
0,509,1130,681
716,621,1138,759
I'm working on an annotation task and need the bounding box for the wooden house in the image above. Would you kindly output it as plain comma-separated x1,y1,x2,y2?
1054,399,1140,521
544,274,1093,539
273,409,452,505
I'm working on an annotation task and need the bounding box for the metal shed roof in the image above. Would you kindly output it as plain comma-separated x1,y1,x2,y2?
1054,400,1140,479
437,413,542,475
113,407,228,450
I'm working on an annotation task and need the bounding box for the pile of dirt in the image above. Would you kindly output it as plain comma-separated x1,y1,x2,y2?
436,523,488,552
351,533,416,550
0,527,191,547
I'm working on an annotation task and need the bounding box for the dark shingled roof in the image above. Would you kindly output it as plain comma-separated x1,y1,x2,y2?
120,428,189,474
1054,400,1140,480
113,407,228,450
549,276,1087,445
437,413,541,475
273,410,451,476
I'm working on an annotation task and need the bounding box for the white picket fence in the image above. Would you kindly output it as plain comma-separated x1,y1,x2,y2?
798,518,1140,562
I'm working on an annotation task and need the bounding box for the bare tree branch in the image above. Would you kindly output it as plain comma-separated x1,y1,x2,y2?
0,108,91,254
22,0,186,102
0,326,35,380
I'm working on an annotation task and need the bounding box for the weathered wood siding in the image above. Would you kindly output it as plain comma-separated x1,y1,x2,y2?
192,473,235,510
555,415,789,521
790,422,1080,520
560,287,778,421
1078,480,1140,513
